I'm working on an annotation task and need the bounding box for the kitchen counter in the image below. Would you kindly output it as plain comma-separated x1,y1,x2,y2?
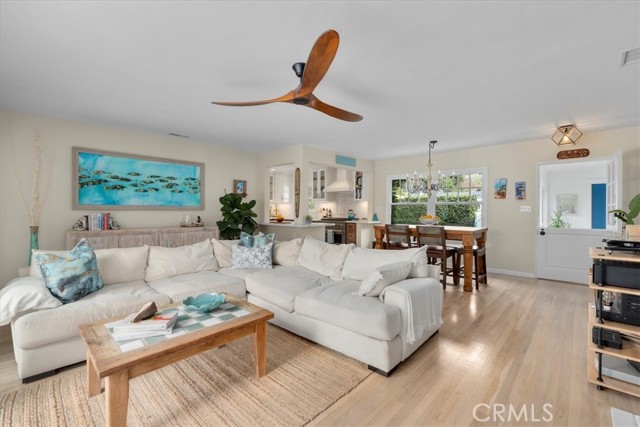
258,222,327,241
259,222,328,228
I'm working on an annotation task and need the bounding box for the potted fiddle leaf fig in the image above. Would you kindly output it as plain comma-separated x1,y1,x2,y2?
216,192,258,240
609,193,640,225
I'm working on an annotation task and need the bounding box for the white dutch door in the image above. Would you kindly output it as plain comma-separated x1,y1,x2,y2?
536,153,621,284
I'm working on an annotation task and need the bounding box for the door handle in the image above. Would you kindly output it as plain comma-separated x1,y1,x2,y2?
539,229,546,236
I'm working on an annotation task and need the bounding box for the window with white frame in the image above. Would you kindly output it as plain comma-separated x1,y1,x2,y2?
387,167,487,226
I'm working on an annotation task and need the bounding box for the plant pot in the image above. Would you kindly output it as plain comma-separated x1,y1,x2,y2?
626,225,640,238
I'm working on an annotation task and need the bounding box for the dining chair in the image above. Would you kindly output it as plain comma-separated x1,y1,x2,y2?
384,224,412,250
462,245,487,290
415,225,461,288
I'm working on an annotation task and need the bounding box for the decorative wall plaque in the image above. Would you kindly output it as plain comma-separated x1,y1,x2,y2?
557,148,589,160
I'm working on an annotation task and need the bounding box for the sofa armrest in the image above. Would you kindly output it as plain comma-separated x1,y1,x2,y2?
380,277,443,347
0,276,61,326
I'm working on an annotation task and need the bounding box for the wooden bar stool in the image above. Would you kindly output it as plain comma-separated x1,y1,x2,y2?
384,224,412,250
459,245,487,290
416,225,460,288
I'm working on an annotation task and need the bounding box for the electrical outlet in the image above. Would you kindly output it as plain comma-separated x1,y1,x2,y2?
520,206,531,213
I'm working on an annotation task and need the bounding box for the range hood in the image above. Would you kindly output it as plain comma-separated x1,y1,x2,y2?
324,168,354,193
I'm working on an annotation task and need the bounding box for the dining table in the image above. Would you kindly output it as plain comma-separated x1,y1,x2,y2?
373,225,489,292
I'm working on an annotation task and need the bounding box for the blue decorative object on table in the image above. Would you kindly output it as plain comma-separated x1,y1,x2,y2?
182,293,226,313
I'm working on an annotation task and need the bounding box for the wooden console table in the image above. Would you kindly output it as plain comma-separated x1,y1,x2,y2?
66,226,218,250
373,225,488,292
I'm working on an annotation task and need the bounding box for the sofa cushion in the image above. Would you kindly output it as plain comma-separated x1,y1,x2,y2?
232,243,273,269
146,271,246,301
211,238,239,268
0,277,62,326
354,261,413,297
218,265,286,281
245,266,332,313
296,236,353,280
341,246,430,280
145,239,218,282
273,239,302,266
94,246,149,285
295,281,402,341
35,239,104,304
12,280,171,349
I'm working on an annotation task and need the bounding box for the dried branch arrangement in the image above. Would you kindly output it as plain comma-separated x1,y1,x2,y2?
7,127,53,226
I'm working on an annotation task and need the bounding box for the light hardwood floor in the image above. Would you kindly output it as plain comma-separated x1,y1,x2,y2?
1,274,638,426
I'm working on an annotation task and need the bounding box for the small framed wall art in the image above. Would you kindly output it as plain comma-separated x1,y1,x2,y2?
494,178,507,199
233,179,247,197
515,181,526,200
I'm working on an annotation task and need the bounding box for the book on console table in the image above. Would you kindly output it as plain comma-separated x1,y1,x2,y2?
112,309,179,333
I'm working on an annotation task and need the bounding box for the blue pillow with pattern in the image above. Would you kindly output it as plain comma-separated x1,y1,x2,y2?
35,239,103,304
239,232,275,248
231,242,273,269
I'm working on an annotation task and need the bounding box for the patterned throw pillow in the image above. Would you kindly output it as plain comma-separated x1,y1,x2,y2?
231,242,274,269
239,231,275,248
35,239,103,304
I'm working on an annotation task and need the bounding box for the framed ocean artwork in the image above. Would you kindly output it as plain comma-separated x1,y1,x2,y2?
73,147,204,210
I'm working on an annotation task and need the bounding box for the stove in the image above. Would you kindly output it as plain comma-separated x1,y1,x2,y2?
317,218,352,244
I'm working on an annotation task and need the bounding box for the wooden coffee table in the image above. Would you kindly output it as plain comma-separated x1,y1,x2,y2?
78,295,274,427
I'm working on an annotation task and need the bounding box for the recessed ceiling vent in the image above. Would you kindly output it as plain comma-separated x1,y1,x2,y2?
168,133,189,138
620,47,640,67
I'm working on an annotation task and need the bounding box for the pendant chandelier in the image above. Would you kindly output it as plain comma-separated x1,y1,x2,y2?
406,140,439,200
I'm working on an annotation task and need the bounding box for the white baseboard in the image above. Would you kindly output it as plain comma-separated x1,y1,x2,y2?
486,268,536,279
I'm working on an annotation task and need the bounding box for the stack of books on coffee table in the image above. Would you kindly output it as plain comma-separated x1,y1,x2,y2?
109,309,179,342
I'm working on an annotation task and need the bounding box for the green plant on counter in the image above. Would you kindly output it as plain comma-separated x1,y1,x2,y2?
609,193,640,225
548,209,571,228
216,193,258,240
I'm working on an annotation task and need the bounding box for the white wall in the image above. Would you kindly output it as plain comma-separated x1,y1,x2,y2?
374,126,640,275
0,110,261,285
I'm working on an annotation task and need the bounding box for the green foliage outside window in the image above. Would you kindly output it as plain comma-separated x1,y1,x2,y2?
436,195,479,226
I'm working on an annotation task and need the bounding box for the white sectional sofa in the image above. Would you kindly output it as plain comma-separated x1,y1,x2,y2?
0,235,443,381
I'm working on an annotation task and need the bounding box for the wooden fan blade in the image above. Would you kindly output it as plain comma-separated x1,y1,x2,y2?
298,30,340,97
306,95,363,122
211,91,295,106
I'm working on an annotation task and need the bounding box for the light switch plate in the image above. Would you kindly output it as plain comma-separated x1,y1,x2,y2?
520,206,532,213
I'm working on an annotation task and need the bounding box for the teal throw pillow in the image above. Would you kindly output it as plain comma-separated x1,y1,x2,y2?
35,239,103,304
239,232,275,248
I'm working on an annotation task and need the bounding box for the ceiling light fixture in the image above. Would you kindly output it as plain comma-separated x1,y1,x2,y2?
406,140,439,200
552,125,582,146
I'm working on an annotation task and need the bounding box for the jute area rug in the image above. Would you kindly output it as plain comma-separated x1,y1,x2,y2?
0,325,371,427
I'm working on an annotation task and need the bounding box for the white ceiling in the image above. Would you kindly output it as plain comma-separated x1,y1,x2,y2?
1,1,638,160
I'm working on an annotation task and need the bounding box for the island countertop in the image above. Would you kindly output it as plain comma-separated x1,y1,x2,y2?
258,222,329,228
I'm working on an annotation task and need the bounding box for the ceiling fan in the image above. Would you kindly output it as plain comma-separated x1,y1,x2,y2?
211,30,363,122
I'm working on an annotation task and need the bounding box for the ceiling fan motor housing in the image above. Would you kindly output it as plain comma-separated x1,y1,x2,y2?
292,62,305,78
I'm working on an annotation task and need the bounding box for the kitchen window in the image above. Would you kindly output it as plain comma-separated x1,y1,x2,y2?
387,167,487,226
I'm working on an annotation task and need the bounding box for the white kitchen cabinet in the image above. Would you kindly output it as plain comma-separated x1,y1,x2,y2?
311,169,326,200
273,173,291,203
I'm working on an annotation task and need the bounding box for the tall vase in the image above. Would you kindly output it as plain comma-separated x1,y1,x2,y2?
28,225,39,266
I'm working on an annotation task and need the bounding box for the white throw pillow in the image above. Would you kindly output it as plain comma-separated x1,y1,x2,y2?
211,238,239,268
273,238,302,266
354,261,413,297
95,246,149,285
0,276,63,326
232,243,273,269
341,246,429,280
29,249,67,278
296,236,353,280
145,239,218,282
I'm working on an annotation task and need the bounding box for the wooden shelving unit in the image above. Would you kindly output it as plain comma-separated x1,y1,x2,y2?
587,247,640,398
